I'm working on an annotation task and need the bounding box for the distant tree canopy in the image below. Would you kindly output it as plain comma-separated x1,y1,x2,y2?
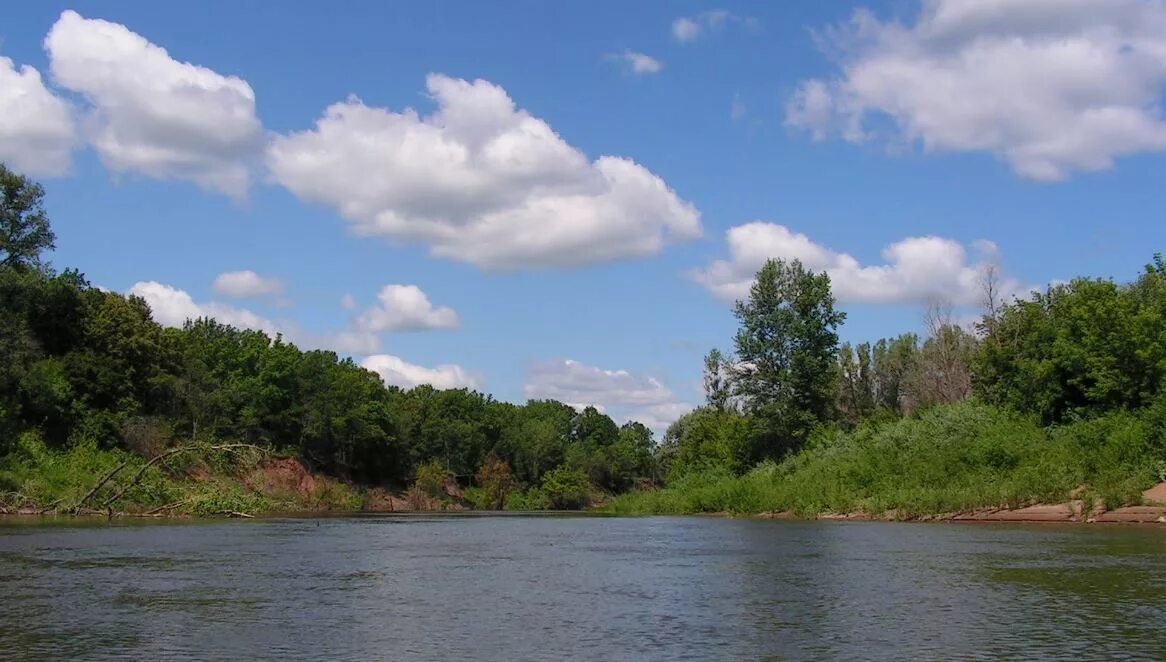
974,257,1166,424
0,165,658,498
5,163,1166,503
662,250,1166,483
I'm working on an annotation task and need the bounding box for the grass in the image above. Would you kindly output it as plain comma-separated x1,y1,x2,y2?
607,402,1166,518
0,432,363,516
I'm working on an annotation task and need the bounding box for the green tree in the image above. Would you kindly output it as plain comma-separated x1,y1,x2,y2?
538,466,591,509
702,348,732,412
974,266,1165,423
837,342,876,427
660,406,757,480
872,334,918,414
0,165,55,272
731,258,845,457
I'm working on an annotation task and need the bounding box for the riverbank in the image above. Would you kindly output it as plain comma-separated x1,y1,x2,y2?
753,482,1166,524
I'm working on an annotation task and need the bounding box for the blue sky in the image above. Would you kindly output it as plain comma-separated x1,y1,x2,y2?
3,1,1166,433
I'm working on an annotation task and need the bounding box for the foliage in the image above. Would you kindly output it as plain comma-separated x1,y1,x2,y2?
4,165,1165,519
975,267,1166,423
413,460,450,498
731,258,845,458
658,407,757,480
0,166,660,514
0,432,177,511
475,455,514,510
702,348,732,412
609,402,1166,517
538,466,592,510
0,164,55,272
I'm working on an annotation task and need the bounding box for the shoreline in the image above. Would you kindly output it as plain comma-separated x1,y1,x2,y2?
4,501,1166,525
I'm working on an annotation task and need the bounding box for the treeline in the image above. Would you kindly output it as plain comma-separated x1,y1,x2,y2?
0,165,653,509
637,243,1166,515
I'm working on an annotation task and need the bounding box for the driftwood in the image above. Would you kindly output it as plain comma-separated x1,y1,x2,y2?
217,510,254,518
71,460,130,512
71,443,266,515
143,498,192,515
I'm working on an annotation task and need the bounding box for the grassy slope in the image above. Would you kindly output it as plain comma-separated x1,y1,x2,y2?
607,403,1166,517
0,433,363,516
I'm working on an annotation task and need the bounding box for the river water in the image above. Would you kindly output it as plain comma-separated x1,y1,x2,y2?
1,515,1164,660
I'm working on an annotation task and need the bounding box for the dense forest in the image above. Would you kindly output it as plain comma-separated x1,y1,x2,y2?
0,164,651,513
3,161,1165,517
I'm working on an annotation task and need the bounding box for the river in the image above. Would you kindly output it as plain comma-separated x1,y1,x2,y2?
1,515,1164,660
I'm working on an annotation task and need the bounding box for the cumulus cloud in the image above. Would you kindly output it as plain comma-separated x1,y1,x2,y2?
45,10,263,197
129,280,385,355
629,402,696,436
355,284,459,332
672,10,757,43
608,50,663,75
211,270,284,299
127,281,475,390
695,222,1024,306
785,0,1166,180
361,354,480,390
340,293,357,311
524,359,693,433
267,74,700,269
128,281,279,335
0,57,76,176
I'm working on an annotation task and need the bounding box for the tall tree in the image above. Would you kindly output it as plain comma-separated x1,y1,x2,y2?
871,334,919,414
0,165,55,272
702,348,732,412
731,258,845,457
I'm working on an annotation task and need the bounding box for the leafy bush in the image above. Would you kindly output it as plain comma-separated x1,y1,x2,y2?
414,460,450,498
0,431,177,511
503,487,546,511
539,466,591,510
609,402,1166,517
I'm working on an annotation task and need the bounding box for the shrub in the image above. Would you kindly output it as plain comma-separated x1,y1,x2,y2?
539,466,591,510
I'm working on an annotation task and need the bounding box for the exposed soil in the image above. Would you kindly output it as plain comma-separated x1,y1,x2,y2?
758,483,1166,524
245,457,320,499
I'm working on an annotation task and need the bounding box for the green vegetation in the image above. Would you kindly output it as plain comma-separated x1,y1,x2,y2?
0,164,656,515
2,161,1164,520
611,402,1166,516
613,253,1166,518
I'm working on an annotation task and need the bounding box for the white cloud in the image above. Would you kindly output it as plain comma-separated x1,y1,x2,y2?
628,402,696,435
126,282,476,392
128,280,279,335
128,280,385,355
340,293,357,311
211,270,284,298
730,93,747,121
672,10,756,43
785,0,1166,180
672,17,702,42
45,10,263,197
608,50,663,75
0,57,76,177
267,74,700,269
695,222,1025,306
362,354,480,390
355,284,459,332
294,328,381,356
524,359,692,434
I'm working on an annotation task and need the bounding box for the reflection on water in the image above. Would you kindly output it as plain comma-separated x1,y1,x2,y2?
1,516,1165,660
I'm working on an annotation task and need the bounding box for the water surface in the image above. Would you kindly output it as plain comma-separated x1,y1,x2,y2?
1,515,1164,660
